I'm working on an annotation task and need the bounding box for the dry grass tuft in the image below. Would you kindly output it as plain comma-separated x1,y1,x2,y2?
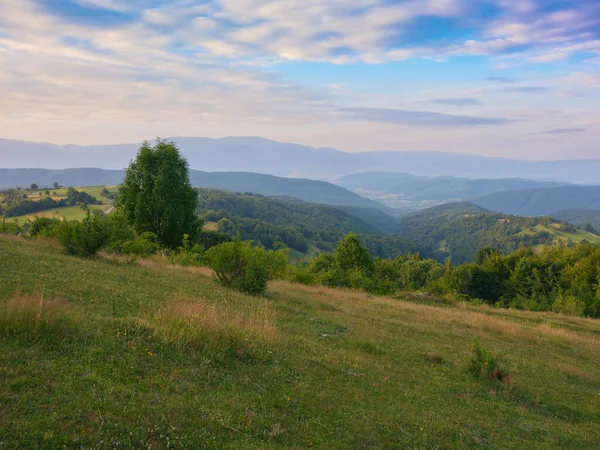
0,293,73,337
148,295,278,355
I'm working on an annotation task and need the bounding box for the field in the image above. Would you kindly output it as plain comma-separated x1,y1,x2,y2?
1,235,599,448
7,204,111,222
1,186,117,222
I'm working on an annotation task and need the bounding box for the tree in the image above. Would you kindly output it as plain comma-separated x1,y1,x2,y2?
100,188,110,198
53,182,59,189
30,183,38,190
117,139,201,248
334,233,374,274
584,223,598,235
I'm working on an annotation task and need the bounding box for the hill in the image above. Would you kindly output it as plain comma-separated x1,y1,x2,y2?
189,171,389,210
1,236,599,448
337,172,569,210
472,186,600,217
553,209,600,231
390,203,600,263
2,137,600,183
197,189,416,258
0,168,390,211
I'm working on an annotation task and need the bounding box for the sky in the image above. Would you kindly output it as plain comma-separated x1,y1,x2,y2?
0,0,599,160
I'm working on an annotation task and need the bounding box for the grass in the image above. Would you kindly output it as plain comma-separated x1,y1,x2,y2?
1,235,599,448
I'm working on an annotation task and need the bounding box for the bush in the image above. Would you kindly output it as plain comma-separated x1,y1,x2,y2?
55,212,108,257
28,217,59,237
552,294,586,317
468,343,510,383
169,234,205,266
207,239,288,295
0,220,21,235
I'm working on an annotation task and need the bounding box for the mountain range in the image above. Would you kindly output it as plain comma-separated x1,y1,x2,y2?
336,172,569,209
2,137,600,183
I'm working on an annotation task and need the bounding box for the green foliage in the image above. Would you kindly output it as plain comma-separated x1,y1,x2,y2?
169,234,205,266
198,188,419,258
0,219,21,235
207,238,288,295
334,233,374,274
66,187,99,206
28,217,59,237
117,139,202,248
468,343,510,383
390,202,592,264
55,212,108,257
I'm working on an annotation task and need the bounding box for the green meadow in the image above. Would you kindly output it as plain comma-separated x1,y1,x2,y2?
1,235,599,449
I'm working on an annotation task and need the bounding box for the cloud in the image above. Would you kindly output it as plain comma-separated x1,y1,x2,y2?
429,98,482,106
497,87,549,93
336,107,511,126
487,76,520,83
541,128,587,134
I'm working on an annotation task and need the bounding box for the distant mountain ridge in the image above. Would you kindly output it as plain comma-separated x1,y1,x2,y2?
336,172,570,209
1,136,600,183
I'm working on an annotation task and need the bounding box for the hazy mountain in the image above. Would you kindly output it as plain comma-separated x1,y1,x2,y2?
0,168,124,189
0,168,388,211
472,186,600,217
336,172,569,209
2,136,600,183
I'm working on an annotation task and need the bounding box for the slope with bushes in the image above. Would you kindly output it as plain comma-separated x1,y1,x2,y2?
1,235,599,449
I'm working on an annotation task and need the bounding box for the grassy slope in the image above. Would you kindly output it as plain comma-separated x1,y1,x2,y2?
1,236,599,449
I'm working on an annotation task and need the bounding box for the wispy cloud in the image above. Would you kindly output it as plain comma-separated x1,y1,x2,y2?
540,128,587,134
487,76,520,83
336,107,510,126
429,98,482,106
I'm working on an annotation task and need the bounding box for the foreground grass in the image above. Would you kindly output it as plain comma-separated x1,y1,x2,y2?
0,236,599,449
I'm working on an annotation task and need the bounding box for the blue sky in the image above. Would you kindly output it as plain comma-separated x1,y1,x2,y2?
0,0,599,159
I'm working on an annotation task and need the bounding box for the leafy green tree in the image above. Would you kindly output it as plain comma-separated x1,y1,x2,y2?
117,139,202,248
334,233,374,274
53,182,59,189
30,183,38,190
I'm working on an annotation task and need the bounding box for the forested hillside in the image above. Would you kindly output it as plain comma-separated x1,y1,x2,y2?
473,185,600,216
390,203,600,263
197,189,418,257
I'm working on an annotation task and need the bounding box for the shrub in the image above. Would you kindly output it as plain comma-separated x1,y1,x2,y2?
0,220,21,235
207,239,287,295
55,212,108,257
28,217,59,237
468,342,510,383
552,294,586,317
169,234,205,266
